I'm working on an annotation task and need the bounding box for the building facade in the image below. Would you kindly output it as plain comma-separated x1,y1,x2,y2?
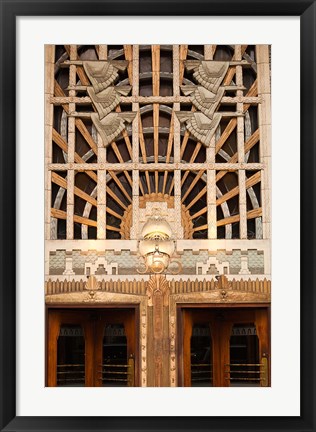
45,44,271,387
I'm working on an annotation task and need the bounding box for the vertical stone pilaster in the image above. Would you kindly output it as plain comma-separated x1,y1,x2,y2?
45,45,55,240
96,44,108,239
131,45,139,239
174,170,183,239
66,169,74,240
256,45,271,241
98,44,107,60
207,168,217,239
207,130,217,239
140,305,147,387
97,167,106,240
66,45,77,239
146,275,170,387
131,170,139,240
204,44,215,60
173,46,183,239
169,314,176,386
173,50,181,163
205,41,217,240
235,45,247,239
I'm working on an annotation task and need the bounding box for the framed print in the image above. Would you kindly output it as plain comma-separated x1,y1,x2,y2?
0,1,315,432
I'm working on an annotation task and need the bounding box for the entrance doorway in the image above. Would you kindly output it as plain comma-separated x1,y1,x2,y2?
179,306,270,387
46,307,138,387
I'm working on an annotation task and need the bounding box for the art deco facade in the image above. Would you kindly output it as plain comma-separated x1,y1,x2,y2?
45,44,271,387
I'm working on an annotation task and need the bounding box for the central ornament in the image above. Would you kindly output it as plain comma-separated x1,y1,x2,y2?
137,213,181,275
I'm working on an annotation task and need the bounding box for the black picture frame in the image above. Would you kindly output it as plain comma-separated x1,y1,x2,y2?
0,1,315,431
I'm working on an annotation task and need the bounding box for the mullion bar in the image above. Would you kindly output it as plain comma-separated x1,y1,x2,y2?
131,45,140,240
97,45,107,240
173,45,183,239
205,44,217,240
66,44,77,240
235,45,247,239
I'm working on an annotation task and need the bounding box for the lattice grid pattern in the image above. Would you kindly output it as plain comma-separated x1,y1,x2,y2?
46,44,270,241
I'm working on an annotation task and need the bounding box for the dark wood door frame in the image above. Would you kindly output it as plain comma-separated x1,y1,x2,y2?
177,304,271,387
46,306,139,387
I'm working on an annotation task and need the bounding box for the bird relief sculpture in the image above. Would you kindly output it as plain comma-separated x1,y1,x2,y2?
83,60,136,146
176,60,245,147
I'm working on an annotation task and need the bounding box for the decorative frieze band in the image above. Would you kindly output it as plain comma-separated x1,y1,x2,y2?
45,275,270,298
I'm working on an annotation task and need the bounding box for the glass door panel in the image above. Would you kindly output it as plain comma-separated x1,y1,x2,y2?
57,325,85,386
190,324,213,386
227,323,261,387
101,324,129,387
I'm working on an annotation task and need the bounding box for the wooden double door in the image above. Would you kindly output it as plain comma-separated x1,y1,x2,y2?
180,306,270,387
47,307,137,387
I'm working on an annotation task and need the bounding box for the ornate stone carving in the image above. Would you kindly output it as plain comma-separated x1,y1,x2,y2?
82,60,136,148
91,112,136,147
176,111,222,147
196,256,230,275
83,60,128,92
121,193,193,240
181,85,225,118
87,85,131,119
146,275,170,307
177,61,245,147
84,275,100,301
85,257,118,276
185,60,229,93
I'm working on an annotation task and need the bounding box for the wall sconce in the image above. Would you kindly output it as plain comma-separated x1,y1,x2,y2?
137,217,181,274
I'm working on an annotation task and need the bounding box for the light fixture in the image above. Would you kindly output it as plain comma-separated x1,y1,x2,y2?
137,216,181,274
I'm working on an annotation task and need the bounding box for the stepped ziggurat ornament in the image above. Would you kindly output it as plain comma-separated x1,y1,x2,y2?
83,60,136,146
176,60,245,147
